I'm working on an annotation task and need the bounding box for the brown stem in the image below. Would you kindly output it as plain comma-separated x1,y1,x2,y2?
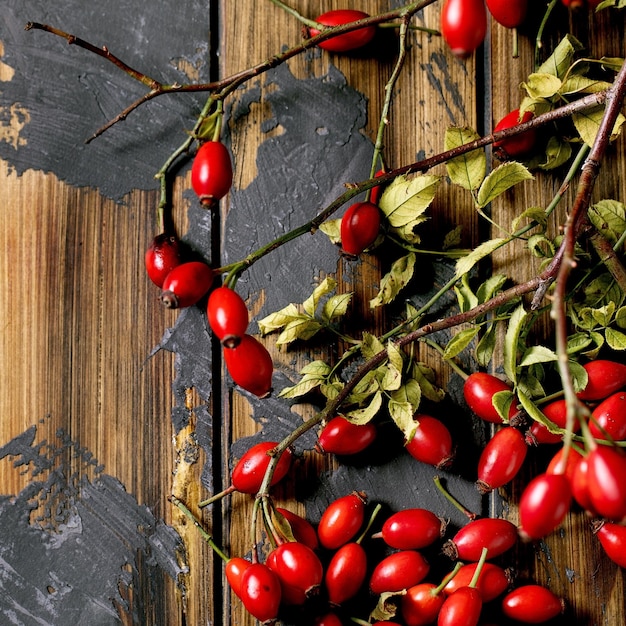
588,228,626,293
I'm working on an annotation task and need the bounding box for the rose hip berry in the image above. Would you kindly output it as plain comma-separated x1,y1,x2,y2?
225,556,251,599
401,582,446,626
316,416,377,456
443,562,511,602
325,541,367,606
585,445,626,521
190,140,233,206
501,584,564,623
528,398,580,445
577,359,626,401
223,334,273,397
440,0,488,58
588,391,626,441
207,285,249,348
444,518,518,561
493,109,538,160
340,201,381,256
317,491,367,550
239,562,282,623
231,441,292,495
369,550,430,595
486,0,528,28
405,414,455,469
145,233,183,288
267,541,323,605
595,520,626,568
463,372,516,423
275,507,319,551
308,10,376,53
160,261,214,309
375,507,446,550
476,426,527,493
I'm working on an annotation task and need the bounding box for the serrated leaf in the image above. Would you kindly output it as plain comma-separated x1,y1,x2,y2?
527,234,556,258
477,274,508,303
476,162,534,209
539,136,572,171
320,380,344,400
504,304,527,383
258,303,301,334
572,105,626,147
536,34,584,79
517,371,546,399
582,332,605,359
606,328,626,350
454,274,478,313
443,225,463,250
444,126,486,191
615,306,626,329
378,174,440,228
569,360,590,392
276,318,323,345
370,253,416,308
321,292,352,323
388,399,417,441
387,342,405,374
391,379,422,411
522,72,563,99
319,218,341,244
411,363,445,402
443,326,479,359
345,390,383,425
560,75,611,95
455,238,507,280
300,360,332,376
381,358,403,392
511,207,548,232
591,302,615,327
278,376,324,399
566,331,593,354
588,199,626,245
519,345,558,367
361,332,386,360
519,96,553,118
303,277,337,317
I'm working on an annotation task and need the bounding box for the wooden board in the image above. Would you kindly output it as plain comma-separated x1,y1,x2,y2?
1,1,625,625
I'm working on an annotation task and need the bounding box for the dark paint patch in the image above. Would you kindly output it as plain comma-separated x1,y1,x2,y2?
1,0,210,200
0,426,186,625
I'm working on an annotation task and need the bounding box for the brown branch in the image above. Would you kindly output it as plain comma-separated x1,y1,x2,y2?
588,229,626,293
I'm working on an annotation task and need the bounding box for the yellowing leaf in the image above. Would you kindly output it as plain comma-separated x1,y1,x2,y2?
388,399,417,440
258,303,300,334
319,218,341,244
321,292,352,323
539,136,572,171
522,73,562,99
504,304,527,383
303,277,337,316
588,199,626,244
559,75,611,96
444,126,486,191
572,105,626,147
370,253,416,308
476,162,534,209
275,318,322,345
443,326,479,359
454,238,507,280
378,174,440,228
361,332,386,359
536,34,584,79
345,390,383,425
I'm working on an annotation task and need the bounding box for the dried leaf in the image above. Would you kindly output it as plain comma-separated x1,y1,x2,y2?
370,253,416,308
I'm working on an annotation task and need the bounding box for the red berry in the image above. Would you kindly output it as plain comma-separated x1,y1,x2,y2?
308,10,376,53
589,391,626,441
486,0,528,28
440,0,488,58
463,372,516,424
477,426,527,493
324,541,367,605
340,201,381,256
402,582,445,626
275,507,319,551
190,141,233,205
443,562,510,602
225,556,251,599
546,445,584,482
239,562,282,623
160,261,214,309
570,454,597,514
369,168,387,206
377,508,446,550
595,520,626,568
562,0,602,8
223,334,273,397
437,586,483,626
585,445,626,521
577,360,626,401
318,491,367,550
207,286,249,348
267,541,323,605
493,109,537,159
314,613,344,626
405,414,455,469
145,233,183,287
369,550,430,595
231,441,292,495
316,416,377,455
519,472,572,540
444,518,518,561
501,584,564,623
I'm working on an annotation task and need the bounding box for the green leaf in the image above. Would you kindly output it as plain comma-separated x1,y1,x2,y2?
391,379,422,411
300,360,331,376
379,174,440,228
321,292,352,323
492,390,515,423
536,34,584,79
320,380,344,400
588,199,626,245
519,96,554,118
381,344,404,392
592,301,615,327
606,328,626,350
443,326,479,360
519,345,558,367
504,304,527,383
278,372,326,399
582,332,605,359
572,105,626,147
521,72,563,99
517,390,564,435
560,75,611,96
615,306,626,329
370,253,416,308
539,136,572,171
319,218,341,244
511,207,548,232
275,318,323,345
361,332,386,360
345,390,383,425
303,277,337,316
455,238,507,280
444,126,486,191
569,360,589,392
527,234,556,258
257,303,301,334
411,363,445,402
566,331,593,355
443,225,463,250
476,162,534,209
454,274,479,313
388,399,418,441
476,322,498,368
477,274,508,303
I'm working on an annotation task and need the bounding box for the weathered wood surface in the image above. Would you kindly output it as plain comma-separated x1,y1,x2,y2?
0,1,625,625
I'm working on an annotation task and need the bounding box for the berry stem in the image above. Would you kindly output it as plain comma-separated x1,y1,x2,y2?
433,475,478,521
198,484,236,508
